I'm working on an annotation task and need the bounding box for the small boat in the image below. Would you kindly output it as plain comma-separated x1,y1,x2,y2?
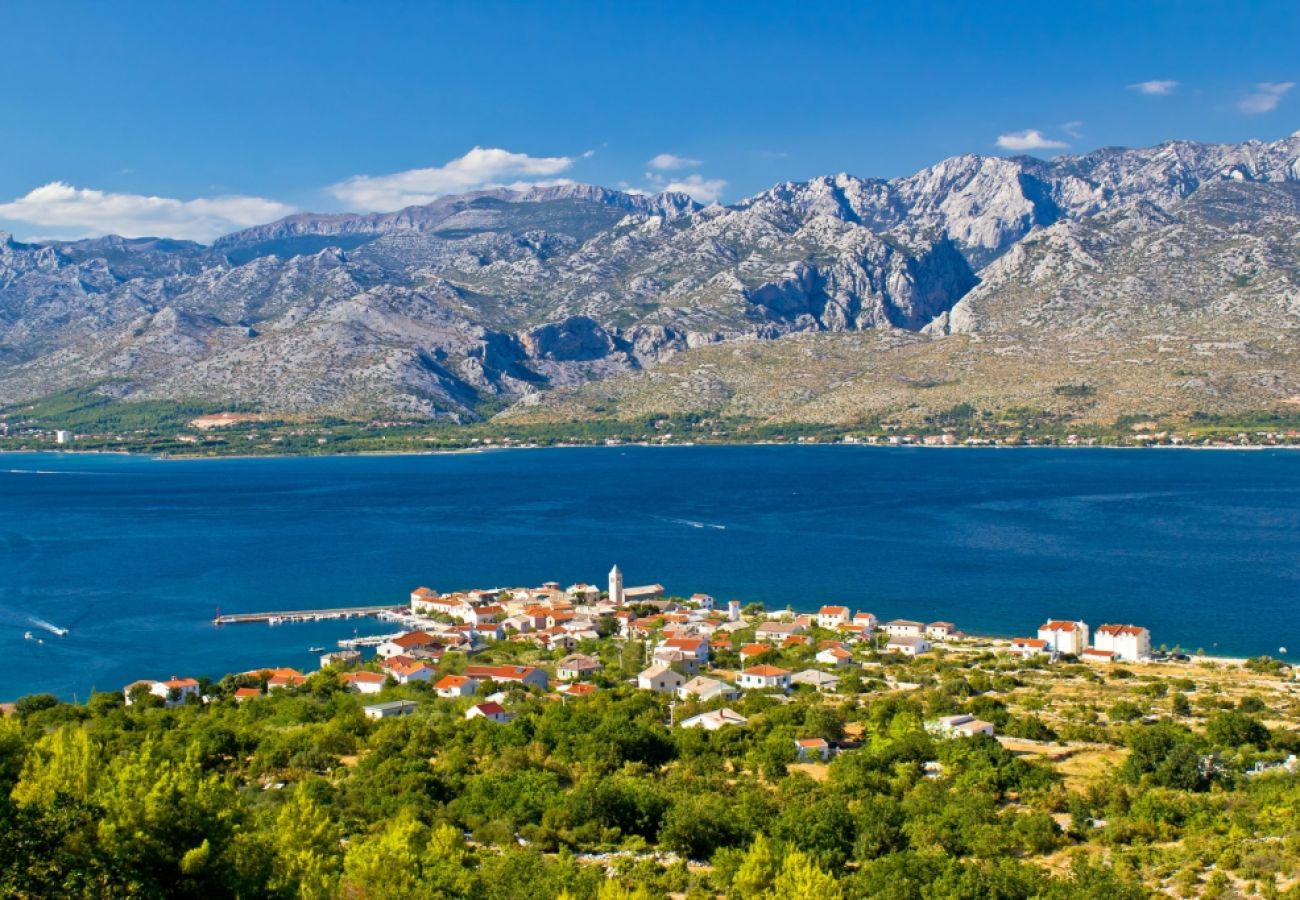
24,631,33,641
308,646,325,653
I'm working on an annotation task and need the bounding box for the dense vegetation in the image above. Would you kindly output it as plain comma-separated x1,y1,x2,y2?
3,637,1299,898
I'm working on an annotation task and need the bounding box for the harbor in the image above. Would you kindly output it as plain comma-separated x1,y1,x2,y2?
212,604,399,626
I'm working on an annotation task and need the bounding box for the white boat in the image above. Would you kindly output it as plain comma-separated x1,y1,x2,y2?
24,631,33,640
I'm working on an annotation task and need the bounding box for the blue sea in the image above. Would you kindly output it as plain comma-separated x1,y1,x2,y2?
1,447,1297,699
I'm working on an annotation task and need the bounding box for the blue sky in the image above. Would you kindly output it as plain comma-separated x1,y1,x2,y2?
0,0,1296,241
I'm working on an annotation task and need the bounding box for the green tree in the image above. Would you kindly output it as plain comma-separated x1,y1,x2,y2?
770,849,843,900
731,833,777,900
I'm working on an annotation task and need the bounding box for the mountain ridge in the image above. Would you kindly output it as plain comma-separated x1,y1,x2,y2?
1,134,1297,425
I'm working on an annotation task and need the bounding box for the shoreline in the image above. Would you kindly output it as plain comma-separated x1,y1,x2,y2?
2,440,1297,463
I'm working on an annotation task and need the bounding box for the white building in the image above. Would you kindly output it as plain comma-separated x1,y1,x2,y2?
341,671,387,694
1037,620,1089,656
678,676,739,703
883,619,925,638
816,646,853,668
638,663,685,694
795,738,831,761
691,593,715,610
738,665,792,691
926,621,956,641
1008,638,1050,659
886,635,931,656
124,676,201,707
679,708,748,731
1093,624,1152,661
364,700,418,720
54,430,72,445
816,606,852,629
465,701,511,724
926,713,995,738
434,674,479,698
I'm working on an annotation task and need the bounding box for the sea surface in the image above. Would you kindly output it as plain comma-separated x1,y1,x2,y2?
1,446,1297,699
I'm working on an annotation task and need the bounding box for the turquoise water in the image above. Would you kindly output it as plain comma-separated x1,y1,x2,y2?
1,447,1297,699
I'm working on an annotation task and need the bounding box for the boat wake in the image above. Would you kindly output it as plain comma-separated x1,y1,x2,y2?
661,516,726,531
28,617,69,637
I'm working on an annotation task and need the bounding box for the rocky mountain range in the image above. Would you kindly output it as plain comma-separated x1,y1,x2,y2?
1,134,1298,425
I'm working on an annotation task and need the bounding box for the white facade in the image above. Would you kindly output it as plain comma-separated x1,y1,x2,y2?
883,620,925,637
887,636,931,656
609,565,624,606
816,606,851,629
1037,620,1089,656
1093,625,1152,661
738,666,792,691
638,664,684,694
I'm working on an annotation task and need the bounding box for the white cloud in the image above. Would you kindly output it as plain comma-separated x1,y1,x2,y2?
1128,79,1180,96
0,181,295,242
1061,120,1084,139
643,172,727,204
647,153,702,171
995,130,1069,151
329,146,581,211
1238,81,1294,114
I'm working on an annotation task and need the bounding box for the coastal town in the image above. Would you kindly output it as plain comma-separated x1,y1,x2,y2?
15,566,1294,897
129,566,1167,729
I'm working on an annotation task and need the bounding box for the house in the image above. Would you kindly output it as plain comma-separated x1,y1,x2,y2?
233,687,261,703
691,593,715,610
953,719,995,737
853,612,878,632
927,713,994,737
1081,647,1116,664
1093,624,1152,661
791,669,840,692
652,648,703,676
465,701,511,723
816,606,852,629
795,737,831,761
124,676,202,707
679,708,748,730
638,663,685,694
738,665,792,692
556,682,599,699
320,649,362,669
1037,620,1089,656
363,700,418,720
926,621,956,641
678,675,740,703
660,636,710,662
557,654,604,681
886,635,932,656
1009,638,1050,658
816,646,853,668
566,583,601,602
267,668,307,691
883,619,925,638
756,621,805,642
429,674,474,698
377,631,441,659
464,665,548,690
386,661,434,685
341,671,387,694
410,586,439,609
740,643,772,661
